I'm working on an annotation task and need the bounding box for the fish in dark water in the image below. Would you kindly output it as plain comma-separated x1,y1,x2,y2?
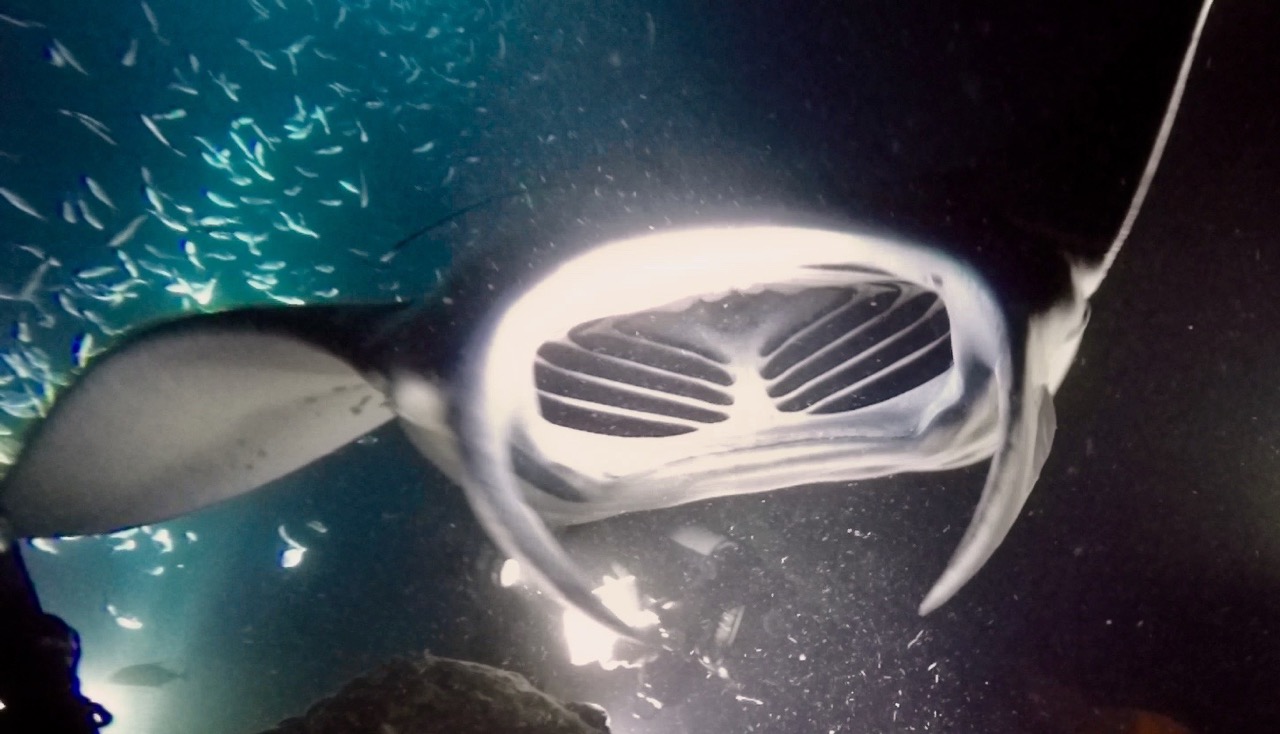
0,0,1216,642
108,662,186,688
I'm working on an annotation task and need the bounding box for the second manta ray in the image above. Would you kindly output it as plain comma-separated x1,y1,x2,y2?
0,3,1215,638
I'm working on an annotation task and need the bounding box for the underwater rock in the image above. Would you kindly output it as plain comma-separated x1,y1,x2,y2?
258,653,610,734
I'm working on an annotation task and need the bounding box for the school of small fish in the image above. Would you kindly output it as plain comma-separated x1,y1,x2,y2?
24,510,333,630
0,0,512,461
25,523,201,631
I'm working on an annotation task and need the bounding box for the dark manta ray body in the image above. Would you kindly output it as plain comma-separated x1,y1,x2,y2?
0,2,1213,638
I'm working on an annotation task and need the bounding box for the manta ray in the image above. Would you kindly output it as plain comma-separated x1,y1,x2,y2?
0,2,1214,640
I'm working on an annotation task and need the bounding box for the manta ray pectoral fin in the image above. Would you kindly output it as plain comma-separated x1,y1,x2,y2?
0,307,400,538
917,0,1216,614
919,364,1057,615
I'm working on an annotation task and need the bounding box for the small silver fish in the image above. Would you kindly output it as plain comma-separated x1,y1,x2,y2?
181,240,204,271
232,231,268,246
310,105,330,134
140,115,184,156
229,130,253,160
0,12,45,28
116,250,140,279
0,187,46,221
204,190,238,208
140,0,168,44
121,38,139,67
143,184,166,214
250,49,277,71
266,293,305,306
82,175,116,210
246,160,274,181
152,211,188,233
58,109,119,146
107,214,148,247
71,332,96,369
76,198,103,230
50,39,88,75
195,215,239,227
76,265,118,280
211,72,240,102
56,291,82,319
280,212,319,238
286,122,313,140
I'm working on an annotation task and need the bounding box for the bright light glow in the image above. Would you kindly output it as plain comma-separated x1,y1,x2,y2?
79,674,153,732
562,573,658,669
498,558,522,588
280,546,306,568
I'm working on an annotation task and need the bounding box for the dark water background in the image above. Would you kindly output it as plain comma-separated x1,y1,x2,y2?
3,0,1280,732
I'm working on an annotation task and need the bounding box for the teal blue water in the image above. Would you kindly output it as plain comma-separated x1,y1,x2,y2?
1,1,558,731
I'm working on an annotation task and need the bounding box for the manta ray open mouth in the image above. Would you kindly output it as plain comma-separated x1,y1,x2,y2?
437,225,1050,639
533,281,953,439
498,271,993,548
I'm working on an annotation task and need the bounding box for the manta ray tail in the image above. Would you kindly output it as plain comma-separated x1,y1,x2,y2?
1074,0,1215,299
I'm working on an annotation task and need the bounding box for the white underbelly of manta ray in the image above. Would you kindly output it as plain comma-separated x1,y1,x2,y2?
396,225,1056,635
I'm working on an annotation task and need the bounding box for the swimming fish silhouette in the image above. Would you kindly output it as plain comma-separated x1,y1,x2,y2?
107,662,186,688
